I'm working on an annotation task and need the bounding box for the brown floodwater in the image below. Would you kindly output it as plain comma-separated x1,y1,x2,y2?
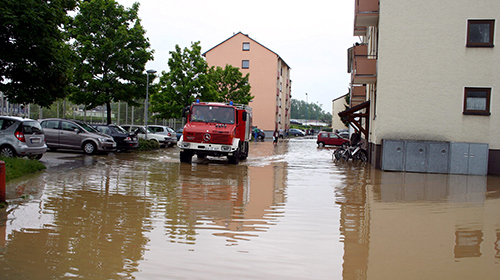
1,138,499,279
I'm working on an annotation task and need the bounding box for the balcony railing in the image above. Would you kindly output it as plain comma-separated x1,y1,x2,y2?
351,57,377,84
348,44,377,84
350,85,367,107
354,0,379,29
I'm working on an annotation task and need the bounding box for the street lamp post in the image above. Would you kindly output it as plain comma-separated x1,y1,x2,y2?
305,93,308,126
145,69,157,140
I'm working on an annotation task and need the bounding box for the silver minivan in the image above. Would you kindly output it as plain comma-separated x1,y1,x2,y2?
40,118,116,154
0,116,47,159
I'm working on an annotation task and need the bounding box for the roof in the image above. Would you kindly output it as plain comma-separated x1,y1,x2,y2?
332,93,348,102
202,32,291,69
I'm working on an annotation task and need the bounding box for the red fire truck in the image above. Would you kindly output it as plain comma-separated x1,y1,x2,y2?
177,101,252,164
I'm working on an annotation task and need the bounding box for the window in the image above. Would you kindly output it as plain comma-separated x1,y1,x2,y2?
467,20,495,47
463,87,491,115
242,42,250,51
41,120,60,129
62,121,79,132
242,60,249,69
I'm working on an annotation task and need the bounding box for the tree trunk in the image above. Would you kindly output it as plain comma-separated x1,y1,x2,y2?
106,101,112,125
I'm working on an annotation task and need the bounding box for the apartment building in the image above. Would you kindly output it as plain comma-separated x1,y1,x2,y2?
203,32,292,134
343,0,499,175
332,94,348,131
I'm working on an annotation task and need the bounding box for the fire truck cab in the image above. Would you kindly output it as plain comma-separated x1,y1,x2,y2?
177,101,252,164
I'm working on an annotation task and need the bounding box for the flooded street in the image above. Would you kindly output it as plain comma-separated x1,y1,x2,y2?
1,138,499,279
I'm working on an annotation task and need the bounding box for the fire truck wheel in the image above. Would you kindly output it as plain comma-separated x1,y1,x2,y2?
239,143,249,160
180,151,193,163
228,151,240,164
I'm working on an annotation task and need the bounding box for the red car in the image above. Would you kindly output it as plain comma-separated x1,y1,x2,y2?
316,132,349,147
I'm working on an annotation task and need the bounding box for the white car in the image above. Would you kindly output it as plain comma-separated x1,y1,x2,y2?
147,125,177,147
121,125,168,147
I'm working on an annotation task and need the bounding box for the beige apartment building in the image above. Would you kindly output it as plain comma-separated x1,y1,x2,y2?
343,0,500,175
203,32,292,134
332,94,348,131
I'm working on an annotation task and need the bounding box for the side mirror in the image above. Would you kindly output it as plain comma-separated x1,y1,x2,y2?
182,106,190,118
242,112,247,122
74,128,80,133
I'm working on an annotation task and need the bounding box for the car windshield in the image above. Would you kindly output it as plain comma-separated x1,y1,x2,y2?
76,121,99,133
22,121,43,134
114,125,128,134
191,105,235,124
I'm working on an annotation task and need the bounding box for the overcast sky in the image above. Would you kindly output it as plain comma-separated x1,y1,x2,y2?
116,0,358,113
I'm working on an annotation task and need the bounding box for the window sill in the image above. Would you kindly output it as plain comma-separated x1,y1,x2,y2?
463,112,491,116
466,44,494,48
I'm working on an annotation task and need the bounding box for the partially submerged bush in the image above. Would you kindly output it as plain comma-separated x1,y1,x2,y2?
137,138,160,151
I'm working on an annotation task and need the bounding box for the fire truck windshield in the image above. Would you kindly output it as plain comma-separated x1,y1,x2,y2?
191,105,235,124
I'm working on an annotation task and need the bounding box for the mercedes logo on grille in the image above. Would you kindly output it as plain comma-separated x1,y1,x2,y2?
203,133,211,141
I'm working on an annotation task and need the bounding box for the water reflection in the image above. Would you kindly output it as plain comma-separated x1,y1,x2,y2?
0,144,290,278
169,162,286,245
0,173,152,279
337,166,500,280
1,140,500,279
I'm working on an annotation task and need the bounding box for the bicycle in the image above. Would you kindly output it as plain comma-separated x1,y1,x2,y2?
333,142,368,162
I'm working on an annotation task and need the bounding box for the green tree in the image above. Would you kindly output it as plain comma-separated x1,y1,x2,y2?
290,98,332,124
150,42,216,119
0,0,77,107
208,64,253,104
69,0,153,124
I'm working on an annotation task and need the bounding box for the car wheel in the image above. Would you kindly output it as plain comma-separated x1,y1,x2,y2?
83,141,97,155
318,142,325,148
28,154,43,160
0,146,16,158
257,135,264,140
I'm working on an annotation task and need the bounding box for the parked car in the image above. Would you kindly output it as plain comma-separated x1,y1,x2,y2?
39,118,116,154
289,128,306,137
176,128,183,141
121,125,168,147
147,125,177,147
338,131,349,139
255,128,266,140
290,119,302,125
316,132,349,147
0,116,47,159
93,124,139,151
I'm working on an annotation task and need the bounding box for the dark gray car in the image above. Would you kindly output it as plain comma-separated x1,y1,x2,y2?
0,116,47,159
40,118,116,154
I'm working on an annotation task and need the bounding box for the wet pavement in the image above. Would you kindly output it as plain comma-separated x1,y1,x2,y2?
1,138,499,279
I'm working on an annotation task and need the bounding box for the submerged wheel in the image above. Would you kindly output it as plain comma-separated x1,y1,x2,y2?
358,150,368,162
83,141,97,154
228,150,240,164
340,149,350,161
239,142,249,160
28,154,44,160
333,148,344,161
180,151,193,163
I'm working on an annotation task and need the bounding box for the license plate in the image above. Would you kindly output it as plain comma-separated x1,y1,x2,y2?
206,146,218,151
30,137,41,143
